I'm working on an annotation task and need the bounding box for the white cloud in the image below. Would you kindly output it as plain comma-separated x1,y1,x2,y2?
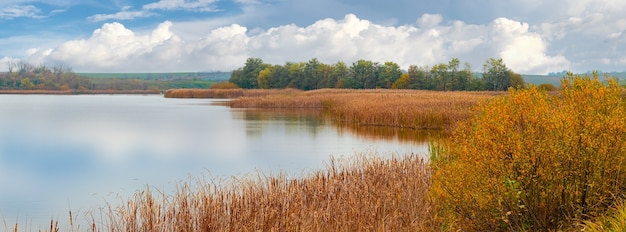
490,18,569,74
0,5,42,19
87,8,155,22
87,0,220,22
143,0,219,12
418,14,443,28
22,13,572,74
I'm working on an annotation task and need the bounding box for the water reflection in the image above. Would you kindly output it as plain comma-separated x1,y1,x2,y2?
334,123,445,144
231,108,326,138
0,95,434,228
234,108,443,144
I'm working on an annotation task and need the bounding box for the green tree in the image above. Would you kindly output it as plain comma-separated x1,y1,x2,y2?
257,67,272,89
331,61,349,88
430,63,450,91
483,58,512,91
20,78,35,90
302,58,321,90
347,60,378,89
450,60,473,91
229,58,267,89
286,62,305,88
377,62,402,88
510,72,525,89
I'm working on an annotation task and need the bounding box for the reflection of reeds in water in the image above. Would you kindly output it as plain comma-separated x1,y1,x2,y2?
228,89,499,130
166,88,498,130
334,123,445,144
63,154,432,231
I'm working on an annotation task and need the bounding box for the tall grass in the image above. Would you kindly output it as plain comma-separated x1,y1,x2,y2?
582,199,626,231
164,88,302,99
228,89,498,130
61,153,431,231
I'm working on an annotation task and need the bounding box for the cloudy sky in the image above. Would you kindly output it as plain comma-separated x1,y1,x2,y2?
0,0,625,74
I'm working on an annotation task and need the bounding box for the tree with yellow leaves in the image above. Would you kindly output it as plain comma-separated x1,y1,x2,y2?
430,73,626,231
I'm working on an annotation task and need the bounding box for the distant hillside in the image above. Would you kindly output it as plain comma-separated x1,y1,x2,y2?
521,75,563,86
77,72,232,81
523,71,626,86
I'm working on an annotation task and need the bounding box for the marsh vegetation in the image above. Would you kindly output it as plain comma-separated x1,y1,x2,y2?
8,74,626,231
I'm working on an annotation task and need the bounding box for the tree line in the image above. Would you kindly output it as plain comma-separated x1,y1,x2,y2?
0,61,93,90
0,61,218,92
229,57,524,91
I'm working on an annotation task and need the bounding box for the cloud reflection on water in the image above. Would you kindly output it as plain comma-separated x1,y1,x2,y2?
0,95,429,227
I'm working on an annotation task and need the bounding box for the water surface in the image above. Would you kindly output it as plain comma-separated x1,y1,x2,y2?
0,94,429,228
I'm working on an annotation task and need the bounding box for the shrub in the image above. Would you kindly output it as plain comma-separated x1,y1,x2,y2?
430,74,626,231
210,81,240,89
537,83,558,91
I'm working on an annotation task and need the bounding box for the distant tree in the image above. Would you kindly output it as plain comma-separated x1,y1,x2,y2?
229,58,267,89
331,61,349,88
257,67,272,89
6,59,15,74
377,61,402,88
347,60,378,89
391,73,410,89
302,58,321,90
538,83,557,91
430,63,450,91
286,62,305,88
510,72,525,89
450,60,473,91
20,78,34,90
483,58,512,91
408,65,430,89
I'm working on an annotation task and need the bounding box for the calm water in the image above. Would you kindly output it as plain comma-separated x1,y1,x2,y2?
0,94,430,228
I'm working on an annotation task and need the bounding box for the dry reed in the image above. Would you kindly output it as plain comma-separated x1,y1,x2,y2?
61,153,432,231
164,88,302,99
229,89,498,130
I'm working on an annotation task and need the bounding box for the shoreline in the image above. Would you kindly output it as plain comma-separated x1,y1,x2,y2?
0,89,161,95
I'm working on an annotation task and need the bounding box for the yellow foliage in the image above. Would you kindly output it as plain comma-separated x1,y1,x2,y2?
430,74,626,231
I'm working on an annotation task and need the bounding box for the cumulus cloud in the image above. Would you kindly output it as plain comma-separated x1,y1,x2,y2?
23,13,571,74
489,18,569,74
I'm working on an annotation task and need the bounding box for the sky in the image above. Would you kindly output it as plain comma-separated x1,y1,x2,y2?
0,0,625,74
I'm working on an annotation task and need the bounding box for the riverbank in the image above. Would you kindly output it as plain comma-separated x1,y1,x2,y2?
0,89,161,95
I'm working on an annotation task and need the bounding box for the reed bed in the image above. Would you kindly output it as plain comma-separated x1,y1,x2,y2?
65,153,432,231
228,89,499,130
164,88,302,99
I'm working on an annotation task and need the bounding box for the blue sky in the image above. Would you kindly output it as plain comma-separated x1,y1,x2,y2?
1,0,626,74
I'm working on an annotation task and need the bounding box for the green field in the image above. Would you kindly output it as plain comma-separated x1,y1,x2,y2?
77,72,232,81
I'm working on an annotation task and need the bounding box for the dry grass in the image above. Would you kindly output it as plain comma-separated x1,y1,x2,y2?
228,89,499,130
51,153,431,231
164,88,302,99
165,88,498,130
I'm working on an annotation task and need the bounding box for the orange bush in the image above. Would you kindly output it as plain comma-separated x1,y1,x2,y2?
430,74,626,231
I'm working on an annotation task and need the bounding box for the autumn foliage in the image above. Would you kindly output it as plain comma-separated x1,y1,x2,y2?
430,74,626,230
